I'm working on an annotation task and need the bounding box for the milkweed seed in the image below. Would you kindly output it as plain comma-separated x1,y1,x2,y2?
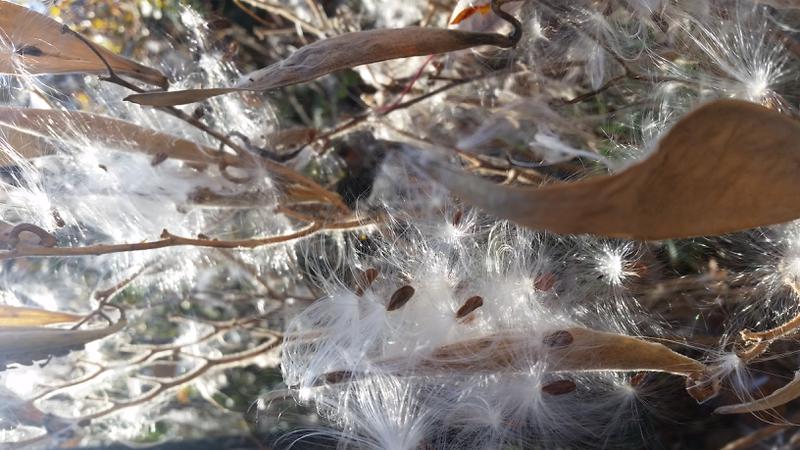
543,330,574,348
542,380,577,396
452,209,464,227
387,285,415,311
356,268,380,296
456,295,484,319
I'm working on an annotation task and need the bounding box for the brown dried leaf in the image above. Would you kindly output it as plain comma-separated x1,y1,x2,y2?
715,371,800,414
0,1,166,87
0,108,235,166
0,305,83,327
125,27,514,106
424,100,800,240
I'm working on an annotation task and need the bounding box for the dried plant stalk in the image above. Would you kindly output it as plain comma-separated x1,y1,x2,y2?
0,1,166,87
423,100,800,240
125,27,517,106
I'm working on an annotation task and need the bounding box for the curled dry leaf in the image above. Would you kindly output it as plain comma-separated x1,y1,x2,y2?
423,100,800,240
0,1,166,87
0,310,126,370
125,27,516,107
0,304,83,327
0,108,237,167
716,371,800,414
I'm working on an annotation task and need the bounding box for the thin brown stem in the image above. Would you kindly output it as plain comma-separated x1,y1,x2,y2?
237,0,327,37
1,214,375,261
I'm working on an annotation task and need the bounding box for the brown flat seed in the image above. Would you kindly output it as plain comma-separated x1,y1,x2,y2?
686,372,720,403
387,285,415,311
365,268,379,284
630,372,646,387
534,272,557,291
542,380,577,396
15,45,44,57
51,209,65,228
151,152,169,166
542,330,574,348
452,209,464,227
324,371,352,384
456,295,484,319
355,268,380,296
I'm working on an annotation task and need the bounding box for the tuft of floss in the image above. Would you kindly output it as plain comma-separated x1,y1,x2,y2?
0,3,299,303
275,2,800,445
713,225,800,332
663,3,792,110
0,9,306,437
280,165,668,448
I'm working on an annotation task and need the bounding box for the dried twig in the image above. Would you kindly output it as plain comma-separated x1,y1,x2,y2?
1,215,372,261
